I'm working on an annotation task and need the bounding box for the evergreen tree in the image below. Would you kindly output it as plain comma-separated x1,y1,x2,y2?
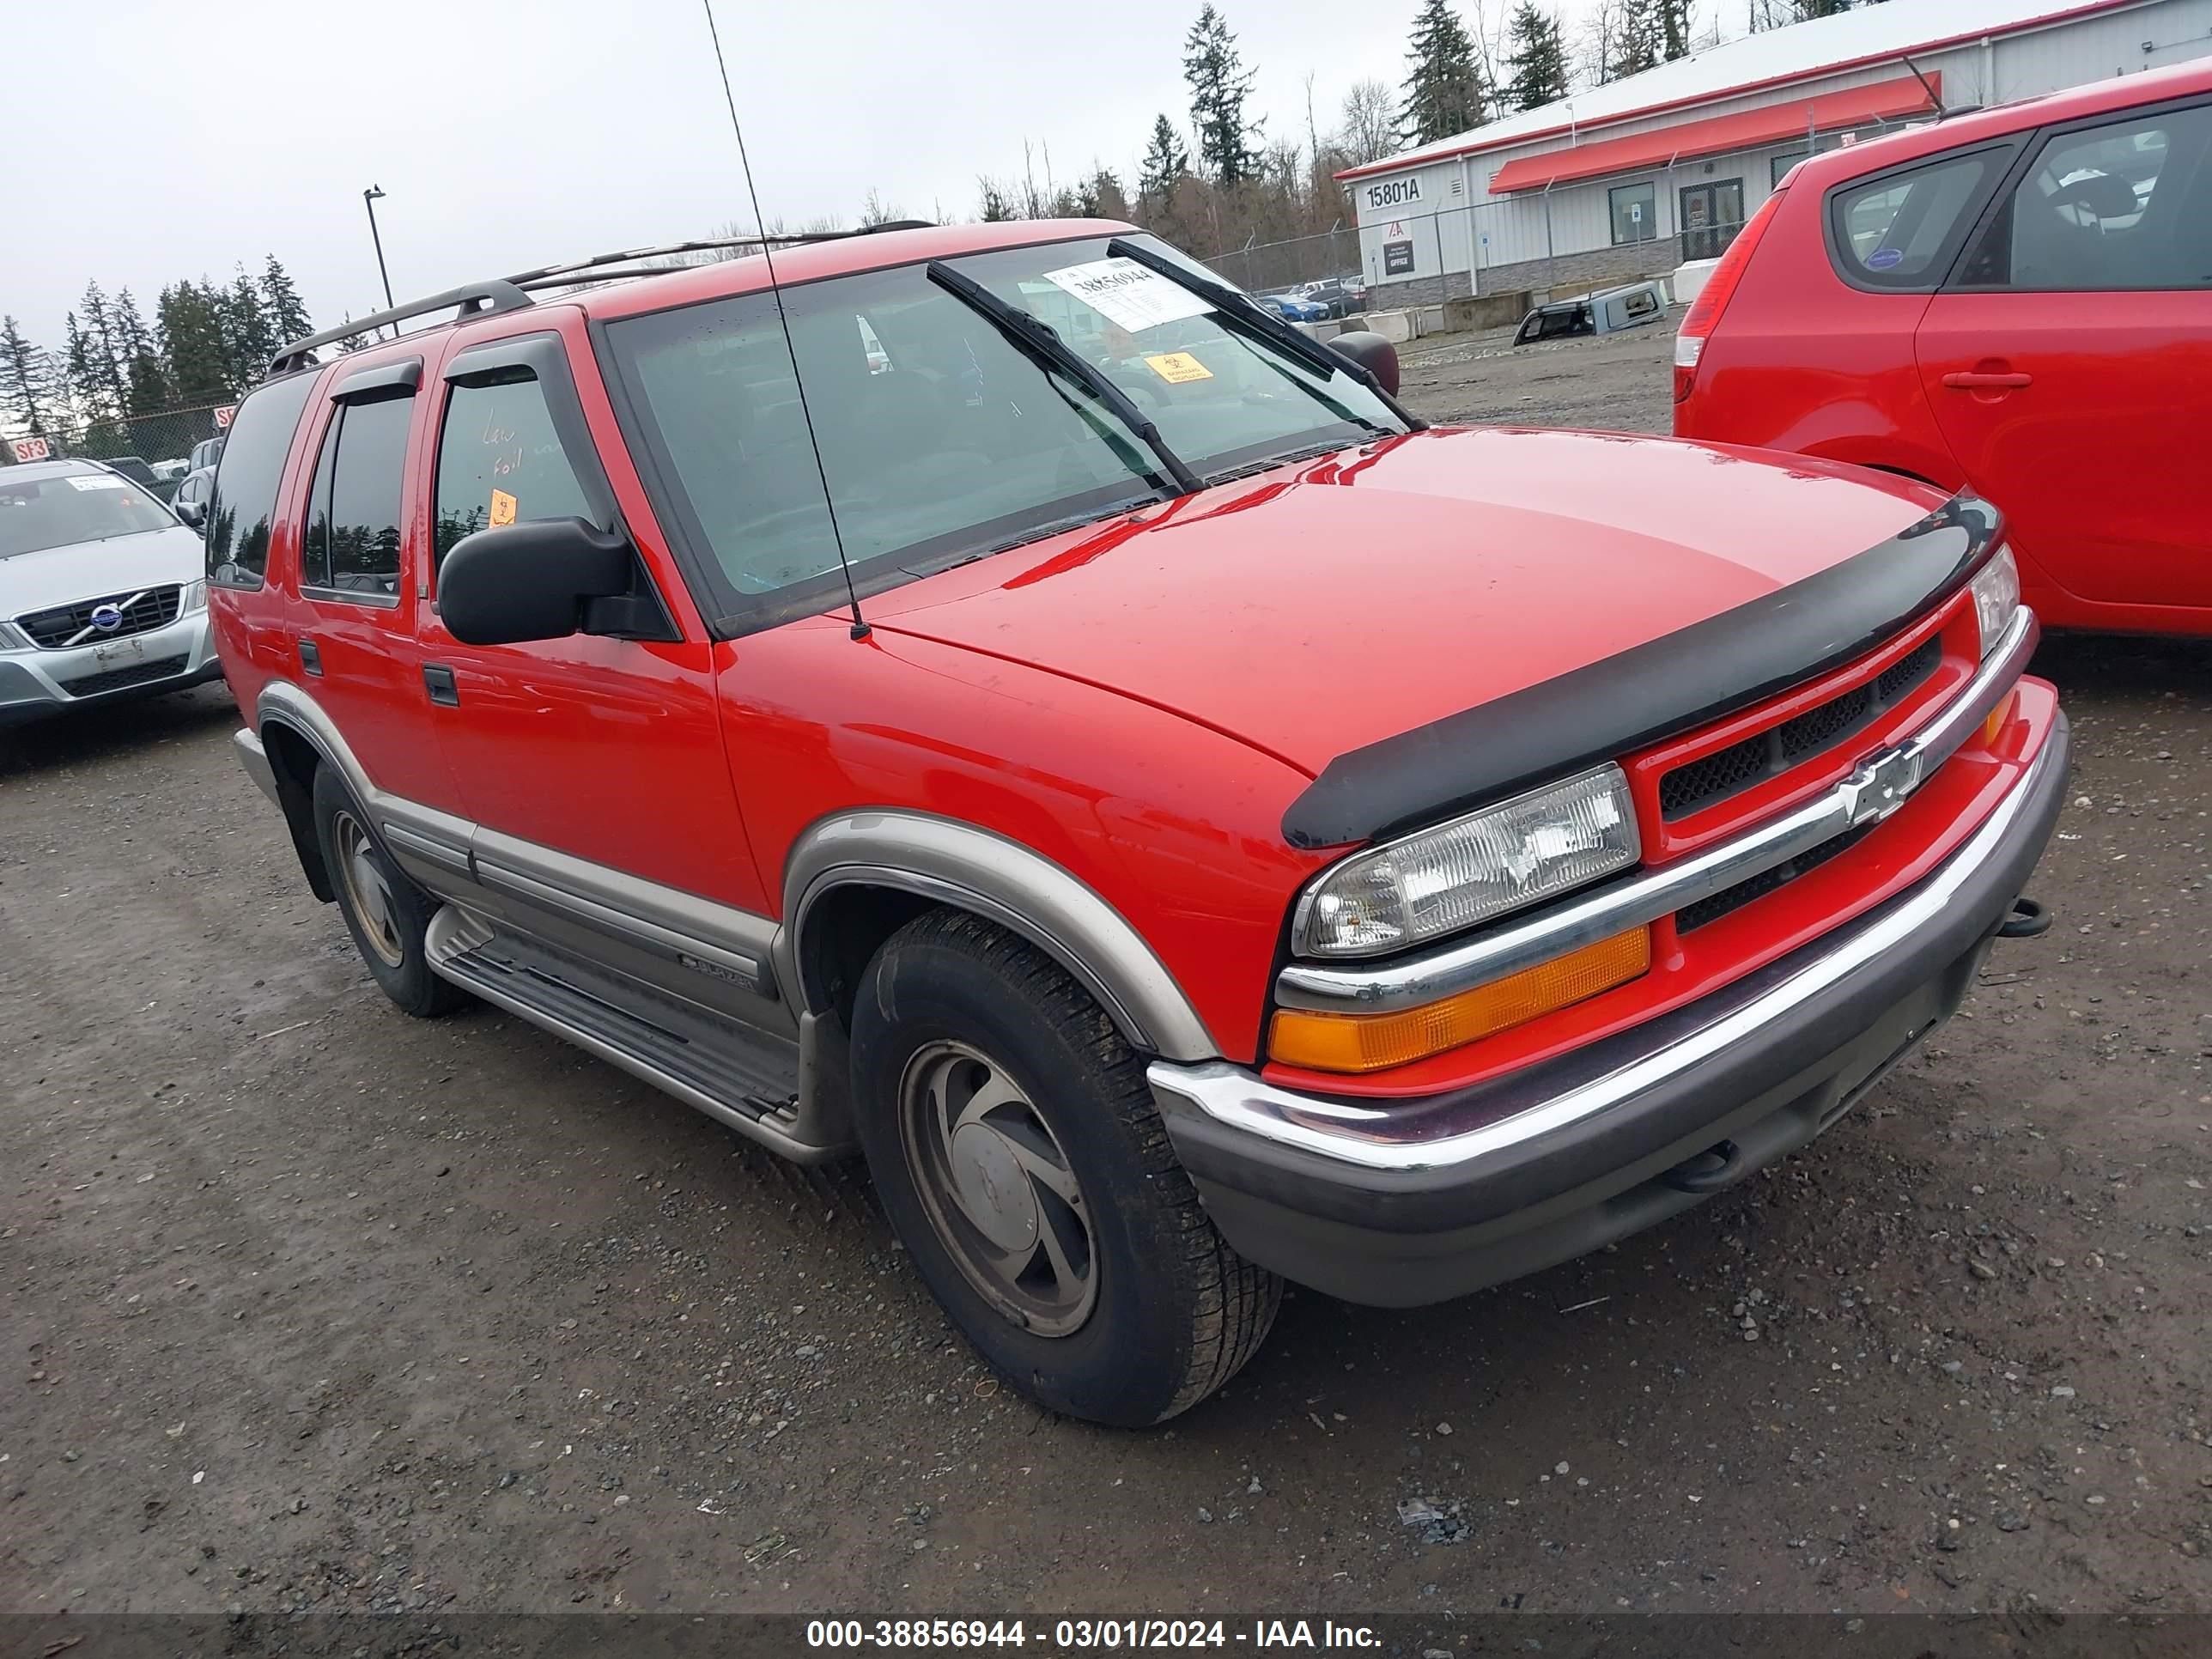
1399,0,1489,146
259,255,313,347
221,271,273,387
0,315,60,438
1503,3,1571,112
156,281,234,404
1137,112,1191,205
1659,0,1695,58
112,289,171,416
1085,165,1129,222
977,178,1015,221
1604,0,1663,80
70,282,130,419
64,313,112,424
1182,6,1263,190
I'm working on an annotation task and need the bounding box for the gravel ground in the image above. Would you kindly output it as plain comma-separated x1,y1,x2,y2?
3,323,2209,1625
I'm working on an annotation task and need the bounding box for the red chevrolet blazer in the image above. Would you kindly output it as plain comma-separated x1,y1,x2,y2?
206,219,2066,1426
1674,57,2212,637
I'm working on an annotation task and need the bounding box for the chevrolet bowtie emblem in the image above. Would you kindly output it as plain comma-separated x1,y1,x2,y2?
1838,746,1924,830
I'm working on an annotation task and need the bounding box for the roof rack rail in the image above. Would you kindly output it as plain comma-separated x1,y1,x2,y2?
267,279,532,378
264,221,942,379
501,221,939,289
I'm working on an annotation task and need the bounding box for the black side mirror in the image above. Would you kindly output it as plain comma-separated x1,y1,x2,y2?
439,517,634,646
174,498,205,529
1328,330,1401,398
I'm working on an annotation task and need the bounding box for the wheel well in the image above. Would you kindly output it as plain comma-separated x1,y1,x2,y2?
799,884,939,1029
261,720,337,902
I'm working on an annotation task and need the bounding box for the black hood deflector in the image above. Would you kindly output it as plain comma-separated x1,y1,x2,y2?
1281,493,2003,850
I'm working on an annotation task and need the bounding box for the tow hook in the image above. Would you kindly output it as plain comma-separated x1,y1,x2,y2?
1996,896,2051,939
1662,1139,1743,1195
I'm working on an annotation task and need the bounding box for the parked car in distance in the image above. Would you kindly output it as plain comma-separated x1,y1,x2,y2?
100,455,161,491
1256,289,1328,323
213,218,2064,1427
1674,56,2212,637
2,459,222,723
173,465,215,529
189,435,225,475
1300,276,1367,319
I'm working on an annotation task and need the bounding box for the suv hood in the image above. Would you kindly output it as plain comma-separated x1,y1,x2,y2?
870,427,1948,783
2,526,204,618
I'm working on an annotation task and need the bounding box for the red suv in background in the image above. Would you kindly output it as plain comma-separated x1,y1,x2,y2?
1674,58,2212,637
208,219,2065,1426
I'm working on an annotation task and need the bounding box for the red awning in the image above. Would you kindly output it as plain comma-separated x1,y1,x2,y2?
1486,72,1941,193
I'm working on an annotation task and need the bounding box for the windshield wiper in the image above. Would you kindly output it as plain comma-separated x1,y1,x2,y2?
1103,238,1428,434
926,262,1203,498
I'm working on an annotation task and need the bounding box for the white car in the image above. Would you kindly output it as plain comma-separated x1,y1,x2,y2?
1,459,222,725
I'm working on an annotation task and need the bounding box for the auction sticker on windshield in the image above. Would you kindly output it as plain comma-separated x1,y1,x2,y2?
1042,258,1212,334
67,475,131,491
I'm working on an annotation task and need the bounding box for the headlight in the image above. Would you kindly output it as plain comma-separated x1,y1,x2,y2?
1296,763,1640,958
179,579,208,614
1968,547,2019,658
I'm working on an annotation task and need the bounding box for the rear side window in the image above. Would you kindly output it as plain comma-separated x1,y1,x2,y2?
1827,152,1997,289
1955,103,2212,290
302,394,412,601
432,375,593,568
206,370,319,588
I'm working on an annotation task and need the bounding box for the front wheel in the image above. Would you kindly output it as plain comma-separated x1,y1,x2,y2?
311,766,468,1019
849,910,1280,1427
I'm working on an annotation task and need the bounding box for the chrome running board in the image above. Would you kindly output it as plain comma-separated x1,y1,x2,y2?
424,904,849,1163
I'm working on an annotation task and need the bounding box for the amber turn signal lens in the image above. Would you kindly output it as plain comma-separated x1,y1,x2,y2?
1269,927,1652,1075
1983,688,2016,746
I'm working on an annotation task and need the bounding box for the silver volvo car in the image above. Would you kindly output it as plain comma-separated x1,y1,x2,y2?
1,459,223,726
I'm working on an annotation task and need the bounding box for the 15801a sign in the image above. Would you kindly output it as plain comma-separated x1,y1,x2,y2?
1363,176,1421,211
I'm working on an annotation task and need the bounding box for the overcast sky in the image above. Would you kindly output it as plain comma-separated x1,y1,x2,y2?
3,0,1644,356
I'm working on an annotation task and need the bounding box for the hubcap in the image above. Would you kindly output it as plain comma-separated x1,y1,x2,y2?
333,810,404,969
897,1040,1098,1336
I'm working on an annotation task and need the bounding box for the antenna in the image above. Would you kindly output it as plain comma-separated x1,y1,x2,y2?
700,0,871,641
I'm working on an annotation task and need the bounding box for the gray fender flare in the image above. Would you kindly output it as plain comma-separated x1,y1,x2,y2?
776,810,1222,1063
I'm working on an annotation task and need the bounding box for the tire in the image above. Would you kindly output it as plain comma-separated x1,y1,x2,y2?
849,909,1280,1427
310,765,468,1018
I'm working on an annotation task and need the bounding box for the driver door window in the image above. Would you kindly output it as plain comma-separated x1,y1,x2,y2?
431,375,594,569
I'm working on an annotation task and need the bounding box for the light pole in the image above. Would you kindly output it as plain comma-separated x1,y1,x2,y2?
362,185,394,318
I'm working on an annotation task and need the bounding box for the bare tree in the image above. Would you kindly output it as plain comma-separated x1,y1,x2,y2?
1338,78,1399,167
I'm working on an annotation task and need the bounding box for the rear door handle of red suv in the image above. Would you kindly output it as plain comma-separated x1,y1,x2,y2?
1942,371,2033,390
422,664,459,707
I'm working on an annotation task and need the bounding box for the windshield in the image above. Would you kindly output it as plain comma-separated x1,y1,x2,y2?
600,233,1401,629
0,471,175,560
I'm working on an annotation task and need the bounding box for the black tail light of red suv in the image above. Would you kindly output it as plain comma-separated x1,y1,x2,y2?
1673,187,1789,405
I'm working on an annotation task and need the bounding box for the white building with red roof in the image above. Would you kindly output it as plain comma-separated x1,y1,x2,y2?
1339,0,2212,306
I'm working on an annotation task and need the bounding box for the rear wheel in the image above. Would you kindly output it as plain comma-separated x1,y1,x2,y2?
311,766,468,1018
849,910,1280,1426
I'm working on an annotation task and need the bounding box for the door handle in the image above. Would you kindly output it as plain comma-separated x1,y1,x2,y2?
1942,371,2033,390
296,639,323,677
422,664,459,707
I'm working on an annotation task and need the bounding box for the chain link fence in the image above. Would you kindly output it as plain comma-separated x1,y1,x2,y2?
3,400,234,496
1198,227,1363,295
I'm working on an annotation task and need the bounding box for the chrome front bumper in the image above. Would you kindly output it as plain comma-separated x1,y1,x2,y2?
0,608,219,720
1148,689,2068,1308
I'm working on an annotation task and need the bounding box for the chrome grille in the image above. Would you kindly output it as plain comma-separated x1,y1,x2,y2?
16,585,183,649
1660,636,1943,822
